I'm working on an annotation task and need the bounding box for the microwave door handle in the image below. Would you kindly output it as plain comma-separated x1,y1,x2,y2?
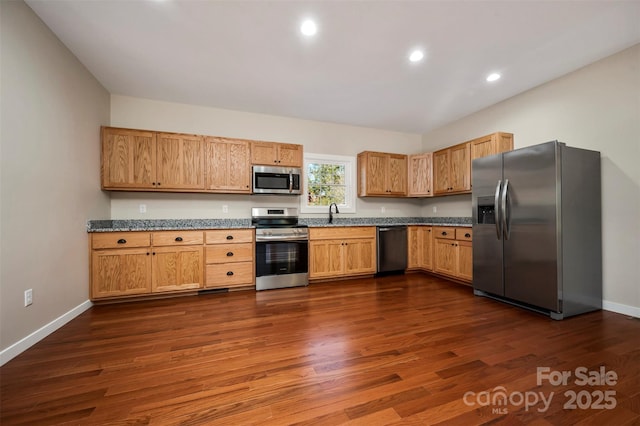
289,172,293,193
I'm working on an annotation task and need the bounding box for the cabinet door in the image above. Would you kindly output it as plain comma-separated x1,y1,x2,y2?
420,227,433,271
450,143,471,192
205,137,251,192
156,133,205,190
152,246,203,292
470,135,495,161
434,238,456,276
91,248,152,299
407,226,421,269
433,149,450,195
457,240,473,282
362,152,388,195
309,240,344,279
408,153,433,197
102,127,156,189
251,142,278,165
387,154,407,195
277,144,303,167
344,238,376,275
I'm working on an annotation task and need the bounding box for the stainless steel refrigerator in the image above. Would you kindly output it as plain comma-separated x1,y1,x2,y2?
472,141,602,320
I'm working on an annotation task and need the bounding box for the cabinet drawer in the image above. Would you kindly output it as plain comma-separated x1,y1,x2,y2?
433,227,455,240
206,243,253,264
92,232,151,249
205,229,254,244
456,228,473,241
310,226,376,240
206,262,254,288
152,231,204,246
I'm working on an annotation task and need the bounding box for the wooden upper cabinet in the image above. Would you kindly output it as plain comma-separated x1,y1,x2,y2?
408,153,433,197
433,142,470,195
156,132,205,190
357,151,407,197
102,127,156,189
250,141,303,167
204,137,251,193
470,132,514,161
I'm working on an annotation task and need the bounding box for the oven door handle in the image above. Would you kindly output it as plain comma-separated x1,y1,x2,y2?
256,236,308,242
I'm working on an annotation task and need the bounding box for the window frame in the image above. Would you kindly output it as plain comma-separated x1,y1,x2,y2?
300,153,357,214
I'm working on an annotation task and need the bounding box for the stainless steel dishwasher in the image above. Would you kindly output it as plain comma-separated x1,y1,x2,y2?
376,225,408,274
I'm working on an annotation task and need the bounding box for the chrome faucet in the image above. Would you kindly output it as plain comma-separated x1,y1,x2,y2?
329,203,339,224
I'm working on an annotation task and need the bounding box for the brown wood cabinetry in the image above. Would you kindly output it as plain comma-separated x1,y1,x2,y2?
150,231,203,293
204,229,255,289
250,141,303,167
90,231,206,300
102,127,205,191
433,227,473,283
433,142,471,195
101,128,156,189
470,132,514,161
357,151,407,197
407,153,433,197
309,227,376,280
407,226,433,271
204,137,251,193
156,132,205,190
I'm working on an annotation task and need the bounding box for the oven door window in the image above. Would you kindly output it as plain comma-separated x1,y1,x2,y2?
256,241,308,277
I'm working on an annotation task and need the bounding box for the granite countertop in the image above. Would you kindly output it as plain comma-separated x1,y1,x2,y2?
87,217,472,232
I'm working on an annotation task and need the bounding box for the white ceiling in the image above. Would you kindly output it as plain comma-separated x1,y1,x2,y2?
26,0,640,134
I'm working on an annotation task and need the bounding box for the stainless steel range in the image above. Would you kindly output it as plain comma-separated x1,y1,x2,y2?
252,207,309,291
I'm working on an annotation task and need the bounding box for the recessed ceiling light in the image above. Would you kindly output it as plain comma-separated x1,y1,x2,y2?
300,19,318,36
486,73,501,82
409,49,424,63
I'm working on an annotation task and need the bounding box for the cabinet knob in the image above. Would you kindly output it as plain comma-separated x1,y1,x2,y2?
226,235,233,240
152,182,156,186
226,252,234,257
465,233,471,238
146,252,150,256
152,252,156,255
157,182,161,186
175,237,183,242
226,271,234,276
117,238,127,244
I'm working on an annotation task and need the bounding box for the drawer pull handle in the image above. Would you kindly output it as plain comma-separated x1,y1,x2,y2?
441,232,447,236
226,271,234,276
117,239,127,244
465,233,471,238
226,252,234,257
226,235,234,240
175,237,183,242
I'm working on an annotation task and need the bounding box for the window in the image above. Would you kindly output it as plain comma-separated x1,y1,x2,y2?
301,153,356,213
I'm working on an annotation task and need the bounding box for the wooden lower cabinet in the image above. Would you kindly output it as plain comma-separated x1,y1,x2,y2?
309,227,376,280
433,227,473,283
407,226,433,271
92,248,152,298
204,229,255,289
90,231,207,300
152,246,203,293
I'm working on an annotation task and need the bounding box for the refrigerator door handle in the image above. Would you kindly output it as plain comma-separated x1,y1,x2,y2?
502,179,511,240
494,180,502,239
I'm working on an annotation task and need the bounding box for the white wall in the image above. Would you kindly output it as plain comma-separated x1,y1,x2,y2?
0,1,111,359
420,44,640,312
110,96,424,219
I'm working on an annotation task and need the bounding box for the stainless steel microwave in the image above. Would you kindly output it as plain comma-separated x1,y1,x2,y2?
252,165,302,195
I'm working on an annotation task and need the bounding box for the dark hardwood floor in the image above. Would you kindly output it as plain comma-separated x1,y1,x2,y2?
1,274,639,425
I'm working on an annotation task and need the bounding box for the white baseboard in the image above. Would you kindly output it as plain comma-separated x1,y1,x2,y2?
603,300,640,318
0,300,93,366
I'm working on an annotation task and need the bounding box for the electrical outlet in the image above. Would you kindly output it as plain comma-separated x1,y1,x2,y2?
139,204,147,214
432,206,437,213
381,206,386,214
24,289,33,307
222,205,229,213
